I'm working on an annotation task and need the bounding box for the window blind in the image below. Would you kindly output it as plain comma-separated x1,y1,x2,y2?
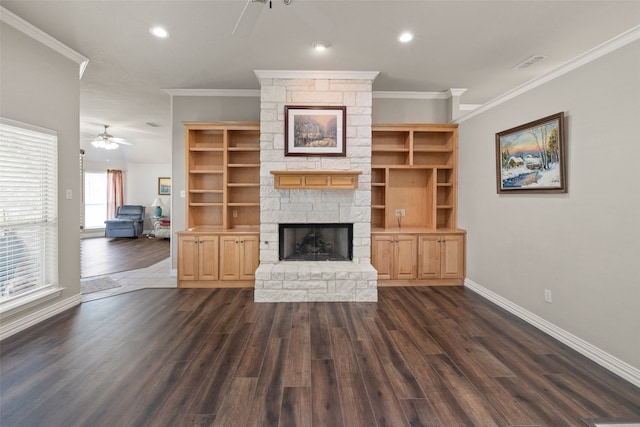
0,118,58,303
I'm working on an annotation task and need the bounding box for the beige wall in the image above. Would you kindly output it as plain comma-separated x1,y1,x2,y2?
0,22,81,325
457,40,640,369
372,97,448,123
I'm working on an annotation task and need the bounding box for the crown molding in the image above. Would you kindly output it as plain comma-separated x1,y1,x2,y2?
460,104,482,111
455,24,640,124
163,88,475,102
446,88,468,97
373,91,448,100
163,89,261,97
0,6,89,79
254,70,380,81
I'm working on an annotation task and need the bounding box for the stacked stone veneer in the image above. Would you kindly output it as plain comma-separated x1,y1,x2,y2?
254,71,378,302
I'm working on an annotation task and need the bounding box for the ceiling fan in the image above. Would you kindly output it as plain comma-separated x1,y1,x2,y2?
91,125,131,150
233,0,333,37
233,0,292,37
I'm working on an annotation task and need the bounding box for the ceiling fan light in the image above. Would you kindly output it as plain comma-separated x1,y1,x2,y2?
91,139,106,149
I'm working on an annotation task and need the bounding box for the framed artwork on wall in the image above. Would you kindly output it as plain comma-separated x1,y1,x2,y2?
496,112,567,193
284,105,346,157
158,177,171,195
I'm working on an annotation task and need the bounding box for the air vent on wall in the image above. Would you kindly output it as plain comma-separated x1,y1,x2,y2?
512,55,547,69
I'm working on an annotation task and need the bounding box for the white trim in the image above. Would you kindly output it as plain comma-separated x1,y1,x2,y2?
0,6,89,79
464,278,640,388
0,287,61,315
0,117,57,136
455,24,640,124
254,70,380,81
169,268,177,277
460,104,482,111
163,88,457,100
373,91,448,100
445,88,468,98
0,293,82,340
163,89,261,97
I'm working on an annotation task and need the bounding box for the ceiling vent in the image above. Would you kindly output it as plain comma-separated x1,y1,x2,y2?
512,55,547,70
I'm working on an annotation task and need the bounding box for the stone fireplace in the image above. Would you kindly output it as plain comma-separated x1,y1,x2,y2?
279,223,353,262
254,70,378,302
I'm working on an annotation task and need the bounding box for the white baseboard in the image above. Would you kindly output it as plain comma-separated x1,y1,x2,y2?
0,294,83,341
464,278,640,388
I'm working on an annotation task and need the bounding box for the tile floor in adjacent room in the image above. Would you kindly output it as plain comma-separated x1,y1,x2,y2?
81,257,176,302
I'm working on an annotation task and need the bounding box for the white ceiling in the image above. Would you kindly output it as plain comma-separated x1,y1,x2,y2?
3,1,640,164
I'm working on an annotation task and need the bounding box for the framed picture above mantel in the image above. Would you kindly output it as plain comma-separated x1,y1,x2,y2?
284,105,346,157
496,112,567,194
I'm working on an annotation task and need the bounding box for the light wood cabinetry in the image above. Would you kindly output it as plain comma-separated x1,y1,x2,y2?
177,234,218,282
418,234,465,280
371,124,466,286
179,122,260,287
220,235,259,281
371,234,417,280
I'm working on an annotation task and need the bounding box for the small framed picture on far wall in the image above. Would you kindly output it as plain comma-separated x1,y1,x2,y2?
158,177,171,195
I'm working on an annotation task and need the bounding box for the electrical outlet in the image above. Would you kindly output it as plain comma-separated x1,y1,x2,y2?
395,209,401,217
544,289,552,303
232,209,238,218
400,209,406,217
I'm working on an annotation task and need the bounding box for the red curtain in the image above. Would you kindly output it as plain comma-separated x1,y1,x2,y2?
106,169,124,219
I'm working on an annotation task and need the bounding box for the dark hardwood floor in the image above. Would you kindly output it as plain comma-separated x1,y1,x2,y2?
1,286,639,426
81,236,170,278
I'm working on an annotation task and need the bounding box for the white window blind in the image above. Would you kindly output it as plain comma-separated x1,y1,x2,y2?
0,118,58,304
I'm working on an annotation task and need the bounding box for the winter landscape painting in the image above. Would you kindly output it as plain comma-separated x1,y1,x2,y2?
496,112,566,193
285,106,346,156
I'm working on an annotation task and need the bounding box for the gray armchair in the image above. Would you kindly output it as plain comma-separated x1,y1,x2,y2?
104,205,145,238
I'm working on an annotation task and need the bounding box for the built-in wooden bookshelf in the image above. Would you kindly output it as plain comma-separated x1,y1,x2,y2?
179,122,260,288
371,124,466,285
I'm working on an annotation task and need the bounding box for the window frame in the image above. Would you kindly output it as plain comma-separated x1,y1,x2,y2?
0,118,60,313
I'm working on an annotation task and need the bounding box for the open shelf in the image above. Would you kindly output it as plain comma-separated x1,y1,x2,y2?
372,123,458,231
185,122,261,230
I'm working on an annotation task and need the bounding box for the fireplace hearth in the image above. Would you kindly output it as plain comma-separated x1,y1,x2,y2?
279,223,353,261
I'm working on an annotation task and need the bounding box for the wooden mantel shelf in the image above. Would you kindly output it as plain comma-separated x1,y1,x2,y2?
271,170,362,190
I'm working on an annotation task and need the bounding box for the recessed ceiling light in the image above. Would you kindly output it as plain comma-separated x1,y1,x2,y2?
313,41,330,52
398,31,414,43
149,26,169,38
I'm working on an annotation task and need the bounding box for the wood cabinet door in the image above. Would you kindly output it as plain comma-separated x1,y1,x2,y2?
394,234,417,280
198,235,219,281
178,235,198,281
371,235,394,280
238,235,259,280
440,235,465,279
219,235,240,280
418,235,441,279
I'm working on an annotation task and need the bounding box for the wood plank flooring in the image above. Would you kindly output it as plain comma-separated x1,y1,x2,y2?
1,287,639,426
81,236,170,278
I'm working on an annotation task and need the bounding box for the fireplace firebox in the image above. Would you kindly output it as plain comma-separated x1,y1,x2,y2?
279,223,353,261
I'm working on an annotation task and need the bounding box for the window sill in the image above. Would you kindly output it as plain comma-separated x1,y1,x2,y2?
0,287,62,316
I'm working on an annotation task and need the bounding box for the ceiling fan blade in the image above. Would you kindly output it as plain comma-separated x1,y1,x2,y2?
111,138,132,146
232,0,266,37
